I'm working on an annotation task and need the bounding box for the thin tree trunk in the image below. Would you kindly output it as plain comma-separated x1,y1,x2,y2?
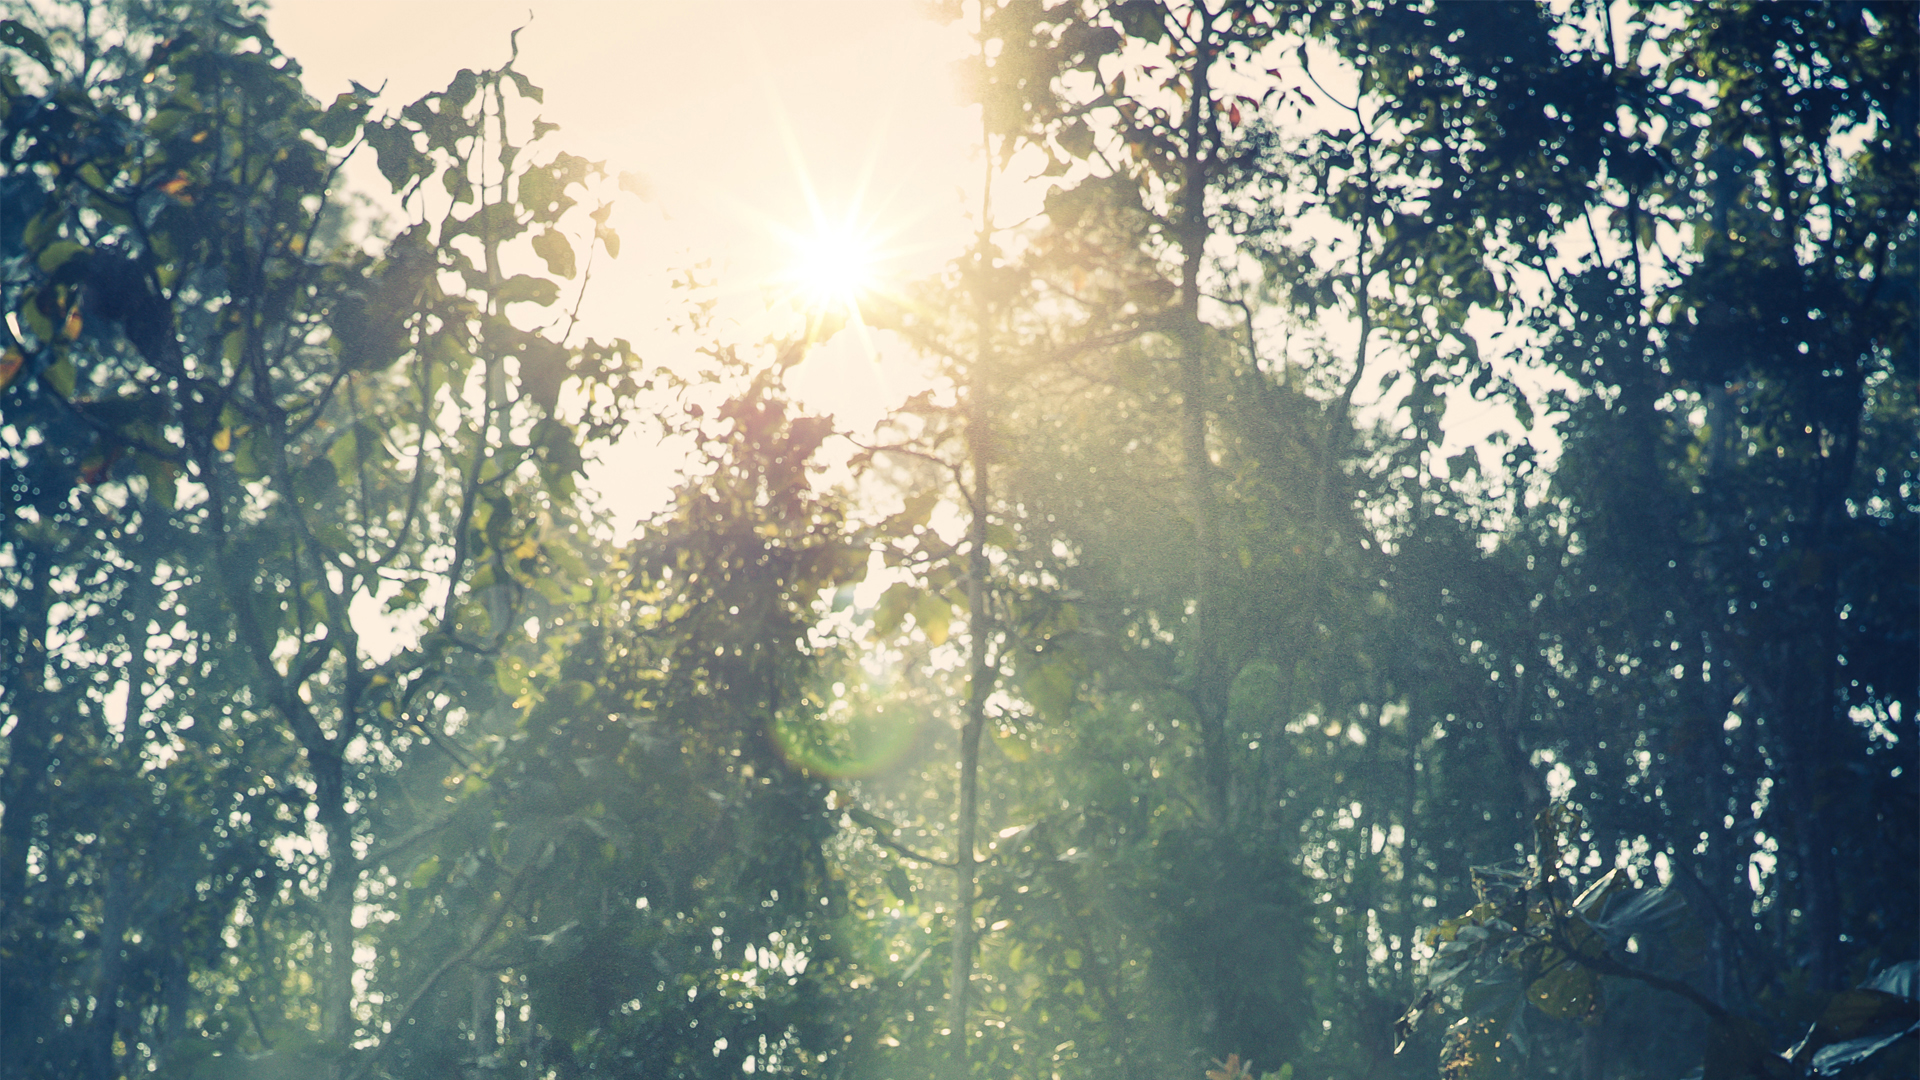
1176,37,1229,824
0,550,56,1066
948,82,999,1075
84,858,133,1079
0,550,53,915
315,749,358,1053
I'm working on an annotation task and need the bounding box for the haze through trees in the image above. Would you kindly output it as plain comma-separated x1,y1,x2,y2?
0,3,1912,1080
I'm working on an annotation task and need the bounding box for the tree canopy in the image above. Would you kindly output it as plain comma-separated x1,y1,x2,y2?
1,3,1913,1080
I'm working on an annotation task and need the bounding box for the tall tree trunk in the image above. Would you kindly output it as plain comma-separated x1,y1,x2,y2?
315,748,358,1054
949,102,999,1075
0,549,56,1065
1176,38,1230,825
0,549,52,914
84,861,133,1079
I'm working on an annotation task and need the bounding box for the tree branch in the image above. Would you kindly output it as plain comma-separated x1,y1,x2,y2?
343,849,542,1080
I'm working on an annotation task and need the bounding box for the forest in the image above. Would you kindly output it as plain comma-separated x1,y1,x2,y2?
0,2,1914,1079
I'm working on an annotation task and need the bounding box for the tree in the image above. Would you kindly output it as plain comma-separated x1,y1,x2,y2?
1324,1,1918,1075
946,1,1446,1072
5,2,1909,1078
919,1,1914,1076
2,4,638,1073
349,358,874,1079
1402,804,1920,1080
1337,0,1916,983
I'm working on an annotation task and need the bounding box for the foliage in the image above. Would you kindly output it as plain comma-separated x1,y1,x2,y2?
2,2,635,1073
1,2,1912,1080
355,366,874,1079
1403,804,1919,1080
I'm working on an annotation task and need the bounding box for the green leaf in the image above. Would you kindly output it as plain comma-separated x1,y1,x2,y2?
327,425,359,475
36,241,87,274
1523,947,1598,1021
993,726,1031,762
506,69,543,103
532,575,579,605
445,202,522,245
297,455,340,500
531,417,583,473
40,357,75,397
531,228,576,279
1061,24,1121,69
383,578,428,614
314,90,372,148
517,336,569,412
426,328,474,373
872,582,917,637
911,592,951,646
1058,119,1095,159
441,164,474,205
408,855,440,889
497,275,560,308
1813,988,1917,1040
1809,1025,1920,1076
1590,884,1697,961
0,19,56,72
1459,965,1522,1020
884,865,914,902
442,68,479,109
882,491,940,537
135,452,178,509
1111,1,1167,43
519,157,589,223
363,119,429,192
1026,658,1076,720
496,654,530,698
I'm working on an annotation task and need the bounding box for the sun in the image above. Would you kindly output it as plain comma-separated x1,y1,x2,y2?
783,218,881,313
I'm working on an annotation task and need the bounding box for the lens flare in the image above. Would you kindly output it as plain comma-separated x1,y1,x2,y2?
772,702,918,779
784,220,880,312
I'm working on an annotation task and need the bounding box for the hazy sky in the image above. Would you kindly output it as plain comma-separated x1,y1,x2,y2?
268,1,999,522
269,1,983,277
260,3,1536,531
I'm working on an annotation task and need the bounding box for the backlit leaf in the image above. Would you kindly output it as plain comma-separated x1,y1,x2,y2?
497,275,560,308
0,19,57,71
531,228,576,279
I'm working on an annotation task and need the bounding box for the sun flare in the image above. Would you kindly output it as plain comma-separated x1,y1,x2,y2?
784,220,881,312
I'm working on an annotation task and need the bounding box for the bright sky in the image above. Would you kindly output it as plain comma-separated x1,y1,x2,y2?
265,2,1548,537
268,1,993,526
